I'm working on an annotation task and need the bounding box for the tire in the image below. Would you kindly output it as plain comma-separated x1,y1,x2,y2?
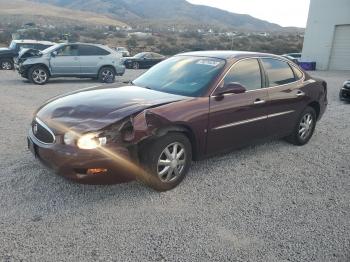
28,65,49,85
98,66,115,83
139,133,192,191
132,62,139,70
286,106,317,146
1,59,14,70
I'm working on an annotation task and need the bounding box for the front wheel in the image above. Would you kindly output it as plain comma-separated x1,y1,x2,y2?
98,66,115,83
286,106,317,146
140,133,192,191
28,65,49,85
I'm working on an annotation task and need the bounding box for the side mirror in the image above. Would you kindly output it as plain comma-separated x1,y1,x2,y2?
51,51,58,57
215,82,246,96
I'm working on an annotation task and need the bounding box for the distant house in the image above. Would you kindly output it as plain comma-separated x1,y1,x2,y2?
123,26,133,31
257,32,270,37
128,32,152,39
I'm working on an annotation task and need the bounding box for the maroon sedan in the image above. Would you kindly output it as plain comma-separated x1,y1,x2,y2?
28,51,327,191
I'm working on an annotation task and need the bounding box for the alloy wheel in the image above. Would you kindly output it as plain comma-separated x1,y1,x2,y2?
1,61,12,70
101,69,114,83
32,69,47,84
299,113,313,140
157,142,186,182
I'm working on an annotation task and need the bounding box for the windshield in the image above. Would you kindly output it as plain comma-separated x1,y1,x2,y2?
133,56,226,97
41,43,63,54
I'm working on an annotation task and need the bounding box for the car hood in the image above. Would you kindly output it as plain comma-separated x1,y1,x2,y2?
0,48,14,55
17,48,42,60
36,85,188,133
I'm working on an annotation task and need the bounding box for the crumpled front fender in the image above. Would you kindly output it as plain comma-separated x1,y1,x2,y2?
129,110,172,144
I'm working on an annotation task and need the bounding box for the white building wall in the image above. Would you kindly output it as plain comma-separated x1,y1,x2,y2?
302,0,350,70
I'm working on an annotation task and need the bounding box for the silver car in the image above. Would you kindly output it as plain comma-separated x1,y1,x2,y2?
16,43,126,85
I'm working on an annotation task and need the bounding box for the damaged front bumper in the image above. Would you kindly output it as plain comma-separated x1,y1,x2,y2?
27,128,138,184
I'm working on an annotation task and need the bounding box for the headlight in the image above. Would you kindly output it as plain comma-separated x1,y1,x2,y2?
77,133,107,150
64,131,76,145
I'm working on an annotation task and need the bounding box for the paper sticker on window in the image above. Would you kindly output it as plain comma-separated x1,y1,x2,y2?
197,60,220,67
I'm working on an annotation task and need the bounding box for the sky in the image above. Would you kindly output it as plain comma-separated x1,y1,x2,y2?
187,0,311,28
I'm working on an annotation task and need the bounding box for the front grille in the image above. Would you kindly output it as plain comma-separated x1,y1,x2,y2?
32,118,55,144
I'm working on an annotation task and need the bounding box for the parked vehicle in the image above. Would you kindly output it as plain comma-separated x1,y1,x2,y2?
122,52,165,69
339,80,350,101
282,53,302,62
281,54,299,64
16,43,125,85
115,47,130,57
28,51,327,191
0,39,55,70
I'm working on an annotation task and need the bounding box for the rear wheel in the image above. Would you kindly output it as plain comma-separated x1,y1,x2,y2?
28,65,49,85
286,106,316,146
140,133,192,191
1,59,13,70
98,66,115,83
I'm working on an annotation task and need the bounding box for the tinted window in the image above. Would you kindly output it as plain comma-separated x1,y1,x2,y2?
134,53,146,59
37,44,52,50
152,53,164,59
57,45,79,56
133,56,225,97
79,45,110,56
262,58,296,86
223,59,262,91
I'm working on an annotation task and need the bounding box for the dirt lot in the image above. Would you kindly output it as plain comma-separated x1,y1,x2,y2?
0,69,349,261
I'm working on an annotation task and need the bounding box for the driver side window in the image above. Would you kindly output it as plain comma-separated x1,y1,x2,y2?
57,45,78,56
223,59,262,91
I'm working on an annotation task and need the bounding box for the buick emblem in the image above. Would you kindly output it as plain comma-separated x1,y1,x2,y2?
33,123,38,135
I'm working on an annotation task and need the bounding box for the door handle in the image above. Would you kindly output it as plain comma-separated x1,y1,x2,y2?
296,90,305,97
254,99,266,105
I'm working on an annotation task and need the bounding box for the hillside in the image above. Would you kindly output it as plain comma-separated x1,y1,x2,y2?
31,0,284,31
0,0,128,27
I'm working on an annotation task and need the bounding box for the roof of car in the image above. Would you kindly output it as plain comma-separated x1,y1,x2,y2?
12,39,56,45
177,51,283,60
67,42,106,46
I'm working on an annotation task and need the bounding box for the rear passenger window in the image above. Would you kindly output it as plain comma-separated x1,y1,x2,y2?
262,58,296,86
223,59,262,91
79,45,110,56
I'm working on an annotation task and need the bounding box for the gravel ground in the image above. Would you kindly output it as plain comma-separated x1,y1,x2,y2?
0,69,349,262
